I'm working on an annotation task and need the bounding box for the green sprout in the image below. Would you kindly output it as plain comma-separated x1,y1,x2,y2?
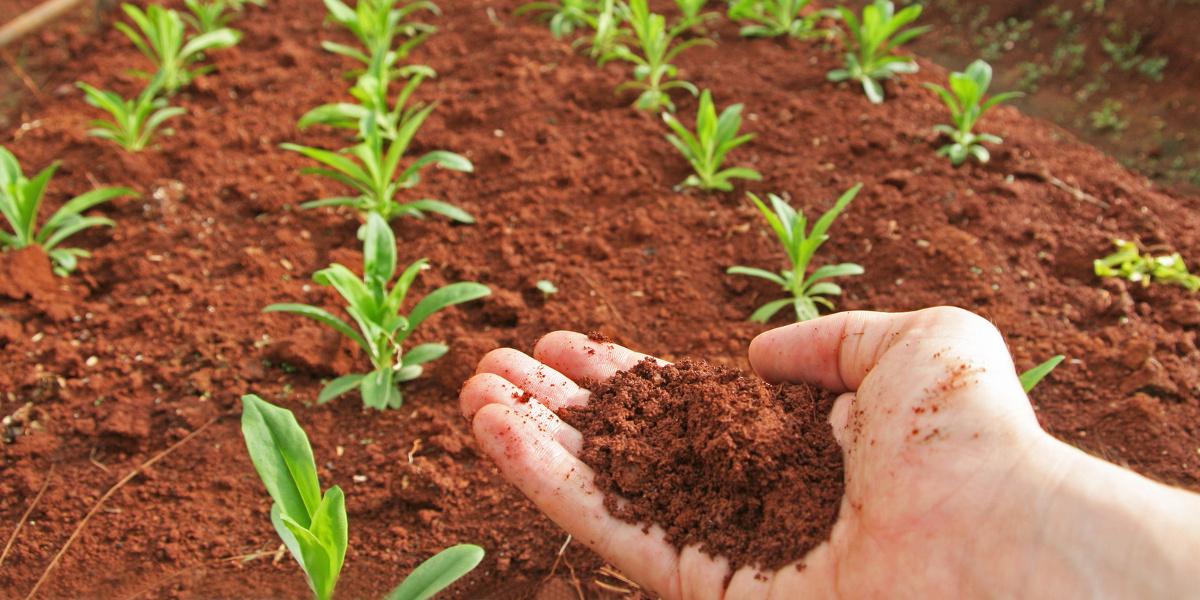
182,0,236,34
536,279,559,299
115,3,241,94
1094,239,1200,291
515,0,599,38
661,89,761,191
599,0,714,112
1019,355,1064,393
298,63,437,141
0,146,136,276
282,113,474,223
76,74,187,152
322,0,438,61
573,0,630,62
922,59,1022,166
240,394,484,600
225,0,265,9
827,0,929,104
670,0,718,33
727,0,830,39
728,184,864,322
263,213,490,410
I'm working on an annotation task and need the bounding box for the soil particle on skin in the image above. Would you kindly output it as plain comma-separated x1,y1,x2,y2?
562,357,843,572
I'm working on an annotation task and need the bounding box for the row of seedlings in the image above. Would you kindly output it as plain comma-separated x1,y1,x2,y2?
2,1,247,276
520,1,1198,318
78,1,244,152
240,1,487,598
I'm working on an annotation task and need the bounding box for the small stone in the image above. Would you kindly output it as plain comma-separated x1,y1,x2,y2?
1121,339,1155,370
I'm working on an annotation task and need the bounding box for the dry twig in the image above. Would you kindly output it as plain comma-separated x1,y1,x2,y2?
1048,175,1110,209
24,414,225,600
0,463,55,570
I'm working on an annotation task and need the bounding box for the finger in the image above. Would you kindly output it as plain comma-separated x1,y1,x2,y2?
533,331,668,383
459,373,583,454
748,307,1011,392
475,348,590,410
471,403,691,597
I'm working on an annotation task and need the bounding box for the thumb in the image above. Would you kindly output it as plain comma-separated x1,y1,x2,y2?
748,306,1016,392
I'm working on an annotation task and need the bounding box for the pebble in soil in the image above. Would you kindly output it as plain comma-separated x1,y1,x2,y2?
560,356,844,573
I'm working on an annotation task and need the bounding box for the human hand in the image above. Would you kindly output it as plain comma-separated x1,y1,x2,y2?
459,307,1200,599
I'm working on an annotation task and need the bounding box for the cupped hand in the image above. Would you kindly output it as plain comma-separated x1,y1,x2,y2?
458,307,1072,599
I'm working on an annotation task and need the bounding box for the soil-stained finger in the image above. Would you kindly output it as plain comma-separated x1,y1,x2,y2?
533,331,668,384
459,373,583,454
471,403,691,598
475,348,591,410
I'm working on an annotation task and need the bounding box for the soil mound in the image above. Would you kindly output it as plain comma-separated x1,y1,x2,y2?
562,357,843,572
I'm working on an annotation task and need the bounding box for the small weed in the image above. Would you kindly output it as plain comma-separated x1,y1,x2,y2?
1094,239,1200,291
1089,99,1128,132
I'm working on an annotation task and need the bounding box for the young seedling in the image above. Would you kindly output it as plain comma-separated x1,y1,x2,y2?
225,0,265,9
263,213,490,410
115,3,241,93
922,59,1022,166
515,0,599,39
536,279,559,299
671,0,718,33
298,62,437,141
727,0,830,39
1094,239,1200,291
827,0,929,104
322,0,438,61
727,184,864,322
600,0,714,112
76,74,187,152
182,0,236,34
1019,355,1064,393
241,394,484,600
282,113,474,223
661,89,761,191
0,147,136,276
573,0,630,62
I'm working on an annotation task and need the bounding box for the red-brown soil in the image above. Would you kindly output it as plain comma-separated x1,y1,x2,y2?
1,0,1199,599
846,0,1200,193
564,357,843,573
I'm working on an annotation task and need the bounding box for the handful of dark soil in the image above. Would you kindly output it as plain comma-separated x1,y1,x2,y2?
559,357,844,572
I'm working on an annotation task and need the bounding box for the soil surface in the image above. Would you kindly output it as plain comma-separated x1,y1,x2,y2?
1,0,1199,599
844,0,1200,193
564,357,842,574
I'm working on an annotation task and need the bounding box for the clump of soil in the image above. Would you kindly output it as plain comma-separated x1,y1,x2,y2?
561,357,844,572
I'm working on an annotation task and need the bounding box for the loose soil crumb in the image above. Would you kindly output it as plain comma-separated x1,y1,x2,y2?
562,358,844,572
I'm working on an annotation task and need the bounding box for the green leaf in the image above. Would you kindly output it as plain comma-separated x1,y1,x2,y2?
1019,355,1065,393
384,544,486,600
360,368,397,410
392,199,475,223
408,282,491,331
240,395,323,528
179,27,241,58
401,342,448,367
749,297,794,323
317,374,365,404
726,265,787,287
862,77,884,104
279,513,338,600
263,303,369,352
362,212,397,286
39,216,116,251
806,262,865,284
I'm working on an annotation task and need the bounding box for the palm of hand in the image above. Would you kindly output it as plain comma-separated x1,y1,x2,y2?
460,308,1055,599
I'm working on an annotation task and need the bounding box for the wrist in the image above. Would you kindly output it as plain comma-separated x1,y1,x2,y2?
998,438,1200,599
